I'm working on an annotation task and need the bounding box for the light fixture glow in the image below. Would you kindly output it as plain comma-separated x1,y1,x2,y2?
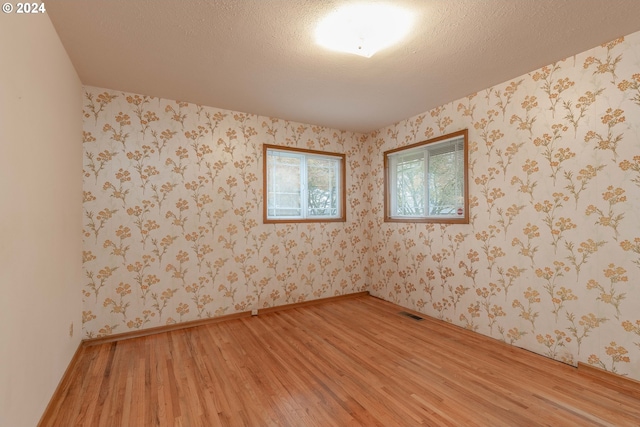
315,4,413,58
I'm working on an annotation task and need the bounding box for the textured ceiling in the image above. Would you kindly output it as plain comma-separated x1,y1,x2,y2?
47,0,640,133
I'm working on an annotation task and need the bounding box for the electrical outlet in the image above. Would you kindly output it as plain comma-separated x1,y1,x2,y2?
251,309,258,316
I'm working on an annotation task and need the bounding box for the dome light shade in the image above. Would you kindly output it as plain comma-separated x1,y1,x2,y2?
315,4,413,58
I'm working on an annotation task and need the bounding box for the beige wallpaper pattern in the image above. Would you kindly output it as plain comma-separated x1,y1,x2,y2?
84,29,640,381
82,90,370,337
370,31,640,380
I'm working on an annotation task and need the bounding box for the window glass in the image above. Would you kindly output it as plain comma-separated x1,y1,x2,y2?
385,130,468,223
264,145,346,223
267,152,302,218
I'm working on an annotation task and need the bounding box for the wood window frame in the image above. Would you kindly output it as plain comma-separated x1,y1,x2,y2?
263,144,347,224
383,129,469,224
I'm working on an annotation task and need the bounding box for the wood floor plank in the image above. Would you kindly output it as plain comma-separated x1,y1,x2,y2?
41,295,640,426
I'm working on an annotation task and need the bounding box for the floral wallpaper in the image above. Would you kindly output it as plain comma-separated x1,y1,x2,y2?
82,88,370,338
370,30,640,380
84,29,640,381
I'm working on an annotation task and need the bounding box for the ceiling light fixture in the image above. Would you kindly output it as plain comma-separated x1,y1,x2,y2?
315,3,413,58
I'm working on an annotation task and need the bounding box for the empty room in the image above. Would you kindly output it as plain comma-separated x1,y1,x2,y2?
3,0,640,426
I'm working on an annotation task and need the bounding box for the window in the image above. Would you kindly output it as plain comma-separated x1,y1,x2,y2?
263,145,346,223
384,129,468,223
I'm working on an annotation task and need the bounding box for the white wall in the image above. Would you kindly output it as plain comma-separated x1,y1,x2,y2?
0,12,83,427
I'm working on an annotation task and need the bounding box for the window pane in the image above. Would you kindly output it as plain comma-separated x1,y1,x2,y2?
429,152,463,216
307,157,339,217
267,152,301,217
395,153,424,216
427,138,464,217
384,130,468,223
264,145,345,223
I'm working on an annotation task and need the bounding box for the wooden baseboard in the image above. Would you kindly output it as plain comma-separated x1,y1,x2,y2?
83,310,252,346
577,362,640,393
37,342,85,427
83,291,369,347
258,291,369,315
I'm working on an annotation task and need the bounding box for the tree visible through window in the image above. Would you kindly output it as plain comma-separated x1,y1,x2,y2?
263,145,346,223
384,129,468,223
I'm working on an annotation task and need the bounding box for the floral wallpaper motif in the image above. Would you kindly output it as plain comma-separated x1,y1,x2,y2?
370,31,640,380
84,29,640,382
82,88,370,338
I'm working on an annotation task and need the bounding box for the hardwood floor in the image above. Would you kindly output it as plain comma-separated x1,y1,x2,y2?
41,295,640,426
